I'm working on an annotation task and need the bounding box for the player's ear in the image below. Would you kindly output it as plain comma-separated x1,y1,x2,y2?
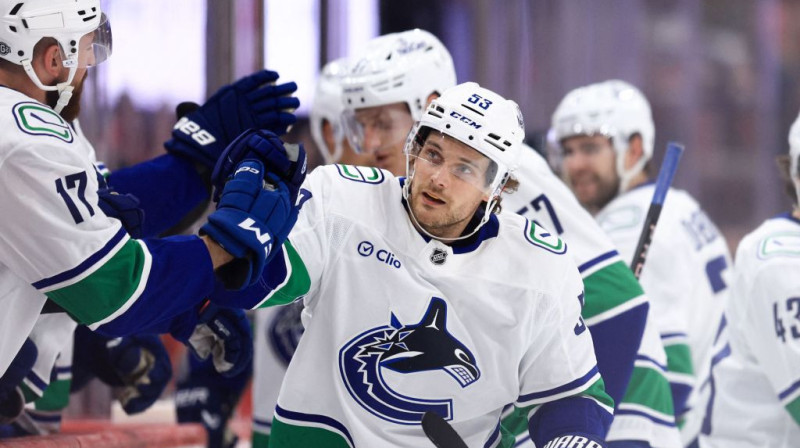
425,92,440,109
624,134,644,170
32,42,64,84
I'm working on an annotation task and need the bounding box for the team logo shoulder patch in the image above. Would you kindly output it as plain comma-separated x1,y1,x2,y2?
335,164,385,184
339,297,479,424
758,232,800,259
597,205,642,233
13,102,74,143
524,220,567,254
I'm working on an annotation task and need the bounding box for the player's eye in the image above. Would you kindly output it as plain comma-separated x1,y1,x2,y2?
454,163,475,177
424,148,442,164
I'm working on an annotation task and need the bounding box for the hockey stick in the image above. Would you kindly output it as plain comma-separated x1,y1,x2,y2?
629,142,685,279
422,412,468,448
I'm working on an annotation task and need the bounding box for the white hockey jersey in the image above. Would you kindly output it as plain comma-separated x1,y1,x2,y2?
503,146,679,447
263,164,611,448
596,183,732,444
0,87,123,375
699,213,800,448
252,301,304,446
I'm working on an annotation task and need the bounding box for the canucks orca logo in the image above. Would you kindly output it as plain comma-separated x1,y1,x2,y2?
339,297,480,425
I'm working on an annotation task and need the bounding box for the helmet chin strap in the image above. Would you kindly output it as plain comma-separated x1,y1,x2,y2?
21,58,78,114
402,174,498,243
616,149,647,195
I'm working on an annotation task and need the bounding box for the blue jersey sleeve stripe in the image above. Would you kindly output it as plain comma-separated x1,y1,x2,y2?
25,371,48,391
28,411,63,423
518,366,599,403
615,408,676,427
33,227,127,290
661,332,688,339
577,250,619,274
779,377,800,402
275,405,355,448
635,354,668,372
483,420,502,448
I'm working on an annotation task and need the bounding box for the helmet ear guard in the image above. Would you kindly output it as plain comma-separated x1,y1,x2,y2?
551,79,655,193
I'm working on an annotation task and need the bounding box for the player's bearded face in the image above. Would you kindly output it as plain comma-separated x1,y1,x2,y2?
46,66,88,123
408,134,491,239
560,135,619,213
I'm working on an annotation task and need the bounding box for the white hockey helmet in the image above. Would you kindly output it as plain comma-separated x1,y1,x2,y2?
341,29,456,153
404,82,524,240
310,58,348,164
551,79,655,193
0,0,112,112
788,111,800,203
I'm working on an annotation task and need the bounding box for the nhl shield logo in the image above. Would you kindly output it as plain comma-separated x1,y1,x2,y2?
0,42,10,56
430,248,447,265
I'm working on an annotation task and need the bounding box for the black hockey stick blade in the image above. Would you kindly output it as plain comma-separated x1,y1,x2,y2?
422,411,468,448
630,142,684,279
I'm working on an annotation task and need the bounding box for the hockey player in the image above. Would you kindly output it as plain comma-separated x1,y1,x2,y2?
215,82,614,447
338,29,673,447
552,79,732,444
0,0,300,388
696,112,800,448
502,145,678,448
340,30,456,176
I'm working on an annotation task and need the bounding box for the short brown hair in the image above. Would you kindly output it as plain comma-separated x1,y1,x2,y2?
491,176,520,214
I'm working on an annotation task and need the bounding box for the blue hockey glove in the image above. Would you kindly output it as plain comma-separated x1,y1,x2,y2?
164,70,299,169
175,354,251,448
97,188,145,239
0,339,37,425
185,302,252,378
211,128,307,205
201,159,297,290
111,335,173,415
72,327,172,415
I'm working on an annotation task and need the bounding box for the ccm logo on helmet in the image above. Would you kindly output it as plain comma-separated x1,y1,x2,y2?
449,111,482,130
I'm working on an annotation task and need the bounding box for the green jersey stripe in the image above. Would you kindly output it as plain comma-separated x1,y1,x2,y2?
45,239,151,328
582,261,646,319
252,431,270,448
255,240,311,309
664,344,694,375
502,378,613,443
582,377,615,412
270,416,352,448
784,393,800,426
38,231,129,293
584,295,647,327
34,378,71,411
620,366,675,416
